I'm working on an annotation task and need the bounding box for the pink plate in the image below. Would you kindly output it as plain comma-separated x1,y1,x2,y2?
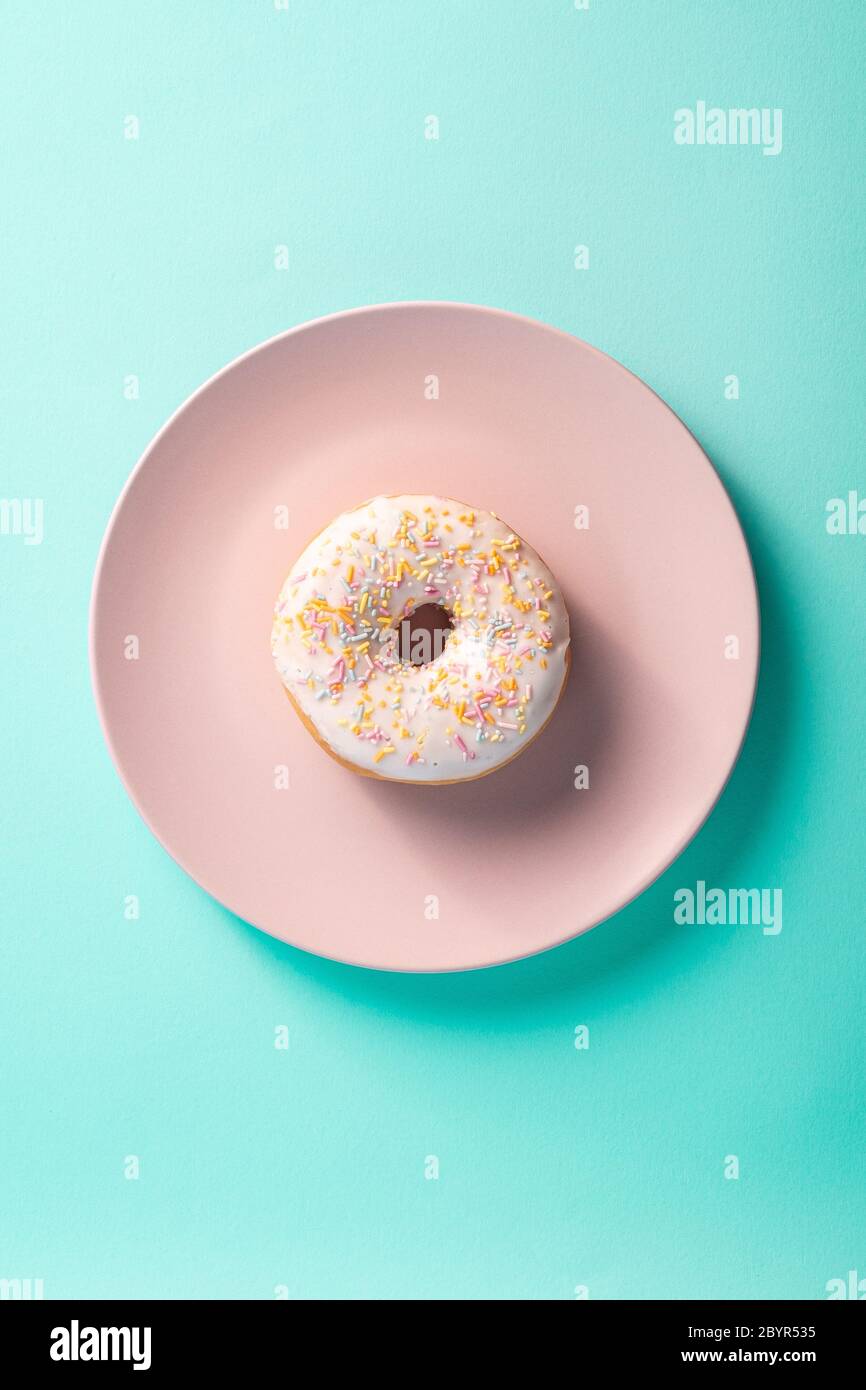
90,303,758,972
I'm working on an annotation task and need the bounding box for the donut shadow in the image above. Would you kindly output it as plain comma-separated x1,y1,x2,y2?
358,598,620,836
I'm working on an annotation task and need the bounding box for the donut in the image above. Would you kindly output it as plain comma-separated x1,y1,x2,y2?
271,495,570,783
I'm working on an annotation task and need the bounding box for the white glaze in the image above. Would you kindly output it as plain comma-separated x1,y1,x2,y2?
271,495,569,782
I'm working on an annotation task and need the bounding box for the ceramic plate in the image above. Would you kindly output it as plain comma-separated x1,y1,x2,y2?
90,303,758,971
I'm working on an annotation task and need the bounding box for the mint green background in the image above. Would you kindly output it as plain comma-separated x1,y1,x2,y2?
2,2,864,1300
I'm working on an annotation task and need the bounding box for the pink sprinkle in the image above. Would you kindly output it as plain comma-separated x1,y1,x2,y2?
498,721,519,730
290,573,307,584
525,685,533,700
423,538,440,547
454,734,475,761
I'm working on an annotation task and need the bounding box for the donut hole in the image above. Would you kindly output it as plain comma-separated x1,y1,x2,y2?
397,603,454,667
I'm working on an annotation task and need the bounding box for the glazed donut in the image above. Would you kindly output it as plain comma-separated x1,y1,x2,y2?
271,495,570,783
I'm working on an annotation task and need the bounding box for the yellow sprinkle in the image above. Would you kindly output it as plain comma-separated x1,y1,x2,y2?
373,745,396,763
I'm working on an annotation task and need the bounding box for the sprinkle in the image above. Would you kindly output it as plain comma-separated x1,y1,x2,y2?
454,734,475,762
